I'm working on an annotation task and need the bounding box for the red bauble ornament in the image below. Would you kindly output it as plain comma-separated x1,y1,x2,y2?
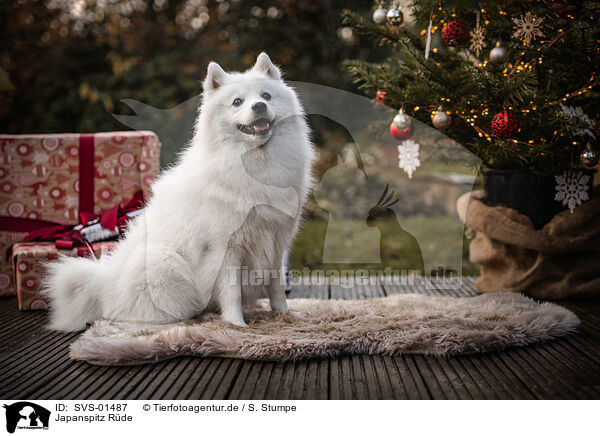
491,110,519,139
441,20,469,46
390,121,413,140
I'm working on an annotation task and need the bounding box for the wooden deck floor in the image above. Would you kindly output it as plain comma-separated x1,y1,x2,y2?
1,277,599,400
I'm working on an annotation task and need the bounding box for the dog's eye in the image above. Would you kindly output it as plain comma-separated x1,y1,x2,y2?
261,92,271,101
232,98,243,107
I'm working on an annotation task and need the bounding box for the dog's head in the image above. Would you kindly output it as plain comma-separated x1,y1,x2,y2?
199,53,302,147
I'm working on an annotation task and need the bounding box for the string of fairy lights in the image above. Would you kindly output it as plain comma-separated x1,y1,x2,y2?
457,75,598,146
378,3,599,152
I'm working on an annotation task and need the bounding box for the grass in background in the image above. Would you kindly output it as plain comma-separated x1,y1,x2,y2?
291,215,479,276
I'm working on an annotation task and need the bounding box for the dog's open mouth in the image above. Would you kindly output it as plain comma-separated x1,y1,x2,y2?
237,118,274,136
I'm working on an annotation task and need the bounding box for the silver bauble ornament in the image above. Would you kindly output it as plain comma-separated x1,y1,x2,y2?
432,107,451,130
372,8,388,24
393,109,412,131
386,8,404,25
580,144,599,168
489,42,508,64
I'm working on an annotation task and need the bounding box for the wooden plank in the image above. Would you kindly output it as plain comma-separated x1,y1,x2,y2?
98,366,155,400
546,342,600,397
0,313,46,348
484,352,540,399
109,365,160,400
551,340,600,386
524,345,593,399
0,304,34,327
328,355,355,399
0,329,66,366
291,283,328,300
12,359,83,399
0,327,76,374
272,362,297,399
397,355,432,399
226,360,263,400
349,355,369,399
249,361,275,400
197,358,243,400
159,358,208,400
498,349,565,399
290,361,309,400
304,360,328,400
262,362,285,400
1,338,78,398
379,356,409,400
461,353,534,400
412,355,454,399
362,355,388,399
328,358,343,400
0,321,48,356
432,356,475,400
73,366,132,400
169,358,213,400
461,277,480,295
39,363,104,400
286,285,304,299
146,358,195,400
448,356,501,400
127,360,178,400
329,284,342,300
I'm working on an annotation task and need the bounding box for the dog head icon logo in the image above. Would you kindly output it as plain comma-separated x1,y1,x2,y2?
3,402,50,433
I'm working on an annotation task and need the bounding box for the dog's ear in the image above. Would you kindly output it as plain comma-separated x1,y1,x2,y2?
253,53,281,80
203,62,227,92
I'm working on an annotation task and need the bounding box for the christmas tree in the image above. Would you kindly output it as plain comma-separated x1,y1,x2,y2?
342,1,600,178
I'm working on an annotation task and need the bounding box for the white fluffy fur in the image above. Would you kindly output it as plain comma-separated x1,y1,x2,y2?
44,53,314,331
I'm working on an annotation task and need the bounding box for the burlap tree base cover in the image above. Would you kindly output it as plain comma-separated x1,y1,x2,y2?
457,187,600,299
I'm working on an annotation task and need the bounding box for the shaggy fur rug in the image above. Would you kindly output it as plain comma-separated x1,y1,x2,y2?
70,293,580,365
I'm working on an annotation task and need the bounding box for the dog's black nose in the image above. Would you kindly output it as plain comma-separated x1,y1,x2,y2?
252,102,267,113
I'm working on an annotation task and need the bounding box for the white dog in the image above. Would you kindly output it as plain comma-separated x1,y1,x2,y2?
44,53,313,331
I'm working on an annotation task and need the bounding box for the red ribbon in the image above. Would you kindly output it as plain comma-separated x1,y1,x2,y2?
0,216,64,233
79,189,145,232
79,134,95,215
21,190,145,249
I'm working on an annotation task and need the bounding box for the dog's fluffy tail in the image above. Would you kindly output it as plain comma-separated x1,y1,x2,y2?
43,256,107,332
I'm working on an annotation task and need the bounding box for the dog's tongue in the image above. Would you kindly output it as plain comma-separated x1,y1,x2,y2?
253,119,270,132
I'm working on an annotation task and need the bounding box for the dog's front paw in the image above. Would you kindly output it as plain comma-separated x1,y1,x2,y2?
270,299,288,314
221,313,248,327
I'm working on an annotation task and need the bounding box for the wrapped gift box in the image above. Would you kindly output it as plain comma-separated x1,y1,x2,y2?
12,241,117,310
0,131,161,296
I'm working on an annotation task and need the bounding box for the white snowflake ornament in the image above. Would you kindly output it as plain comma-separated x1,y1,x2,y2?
469,22,486,57
398,139,421,179
512,12,544,45
554,171,591,214
559,103,596,139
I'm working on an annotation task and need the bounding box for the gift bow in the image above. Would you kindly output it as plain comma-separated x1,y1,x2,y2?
78,189,145,231
22,190,145,249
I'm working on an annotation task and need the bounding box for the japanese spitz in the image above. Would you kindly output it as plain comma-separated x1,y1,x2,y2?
44,53,313,331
